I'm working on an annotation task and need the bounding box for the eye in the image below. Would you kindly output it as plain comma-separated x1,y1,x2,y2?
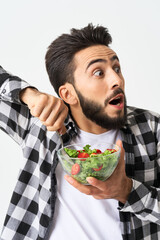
93,70,104,76
114,66,121,73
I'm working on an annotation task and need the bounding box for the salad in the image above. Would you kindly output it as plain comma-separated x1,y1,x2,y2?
60,144,119,184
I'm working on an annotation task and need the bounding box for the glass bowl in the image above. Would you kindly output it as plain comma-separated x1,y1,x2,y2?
57,142,121,185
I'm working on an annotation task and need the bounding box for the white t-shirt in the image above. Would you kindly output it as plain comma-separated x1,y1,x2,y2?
50,129,122,240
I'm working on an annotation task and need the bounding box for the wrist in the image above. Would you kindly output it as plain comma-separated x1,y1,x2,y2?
119,177,133,204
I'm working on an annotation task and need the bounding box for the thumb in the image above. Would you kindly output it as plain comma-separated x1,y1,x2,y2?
115,139,125,159
116,139,123,149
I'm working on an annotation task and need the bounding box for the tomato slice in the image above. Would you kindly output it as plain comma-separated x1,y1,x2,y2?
71,163,80,175
96,149,102,153
93,164,103,171
78,152,90,161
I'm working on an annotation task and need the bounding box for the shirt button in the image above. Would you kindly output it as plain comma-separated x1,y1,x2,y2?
2,89,6,94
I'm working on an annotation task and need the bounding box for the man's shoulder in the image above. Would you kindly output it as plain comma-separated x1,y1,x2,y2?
126,106,160,124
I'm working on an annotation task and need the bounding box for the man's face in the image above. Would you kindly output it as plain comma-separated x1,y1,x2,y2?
72,45,127,130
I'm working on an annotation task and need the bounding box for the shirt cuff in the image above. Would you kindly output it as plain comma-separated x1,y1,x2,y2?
118,179,151,213
0,78,31,104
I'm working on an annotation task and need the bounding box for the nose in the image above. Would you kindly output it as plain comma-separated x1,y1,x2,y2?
107,69,123,90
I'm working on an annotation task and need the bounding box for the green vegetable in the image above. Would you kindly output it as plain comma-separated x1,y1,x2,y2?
64,148,78,158
83,144,97,155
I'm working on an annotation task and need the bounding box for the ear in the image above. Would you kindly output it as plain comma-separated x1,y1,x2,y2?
59,83,78,105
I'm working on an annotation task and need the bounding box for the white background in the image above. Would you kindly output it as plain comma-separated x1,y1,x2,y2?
0,0,160,233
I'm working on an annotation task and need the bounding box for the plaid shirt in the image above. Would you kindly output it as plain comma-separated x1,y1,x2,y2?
0,66,160,240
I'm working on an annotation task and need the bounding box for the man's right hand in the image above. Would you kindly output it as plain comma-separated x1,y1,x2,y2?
20,87,68,134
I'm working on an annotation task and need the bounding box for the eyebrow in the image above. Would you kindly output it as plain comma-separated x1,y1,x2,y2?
111,55,119,62
86,55,119,71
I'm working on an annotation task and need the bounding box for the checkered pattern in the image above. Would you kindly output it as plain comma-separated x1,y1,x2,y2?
118,107,160,239
0,66,160,240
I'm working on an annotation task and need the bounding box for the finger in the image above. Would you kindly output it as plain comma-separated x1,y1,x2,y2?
38,98,63,123
92,194,107,200
86,177,107,191
44,104,67,127
39,106,55,122
115,139,125,163
45,115,66,132
41,103,67,129
42,109,59,126
115,139,124,154
64,175,99,196
30,105,44,117
30,94,49,117
47,124,66,134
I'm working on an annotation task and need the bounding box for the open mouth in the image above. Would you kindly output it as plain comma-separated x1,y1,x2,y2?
109,94,124,107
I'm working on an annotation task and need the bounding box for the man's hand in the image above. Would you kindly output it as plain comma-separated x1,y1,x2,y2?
20,87,68,134
64,140,132,204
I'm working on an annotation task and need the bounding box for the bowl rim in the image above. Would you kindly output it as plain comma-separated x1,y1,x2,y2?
57,142,121,160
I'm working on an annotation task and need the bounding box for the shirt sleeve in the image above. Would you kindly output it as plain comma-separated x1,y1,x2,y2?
120,116,160,224
0,66,37,145
119,179,160,224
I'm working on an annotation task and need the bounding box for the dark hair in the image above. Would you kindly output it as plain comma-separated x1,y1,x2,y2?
45,23,112,95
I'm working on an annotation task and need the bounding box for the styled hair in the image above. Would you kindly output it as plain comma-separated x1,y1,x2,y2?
45,23,112,95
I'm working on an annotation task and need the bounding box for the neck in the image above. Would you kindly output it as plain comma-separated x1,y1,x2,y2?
70,106,109,134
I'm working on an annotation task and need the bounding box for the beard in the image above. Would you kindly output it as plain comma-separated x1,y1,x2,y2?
74,87,127,130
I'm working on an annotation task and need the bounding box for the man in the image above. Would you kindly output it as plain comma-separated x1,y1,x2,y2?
0,24,160,240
